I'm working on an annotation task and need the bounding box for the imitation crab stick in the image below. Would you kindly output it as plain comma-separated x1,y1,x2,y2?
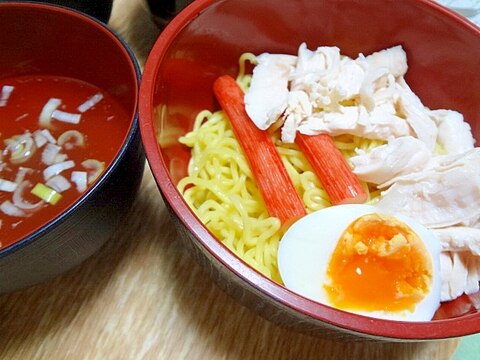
295,133,367,205
213,75,307,225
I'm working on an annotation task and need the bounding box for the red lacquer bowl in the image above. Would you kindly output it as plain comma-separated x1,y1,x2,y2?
139,0,480,341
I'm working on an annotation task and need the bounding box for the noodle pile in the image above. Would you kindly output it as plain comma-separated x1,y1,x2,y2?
177,55,382,283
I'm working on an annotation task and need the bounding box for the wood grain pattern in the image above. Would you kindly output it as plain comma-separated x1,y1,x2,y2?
0,1,461,359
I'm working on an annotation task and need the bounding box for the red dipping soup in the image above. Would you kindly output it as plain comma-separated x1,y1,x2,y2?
0,75,129,248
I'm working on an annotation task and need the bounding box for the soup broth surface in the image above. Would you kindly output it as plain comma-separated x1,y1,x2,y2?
0,75,129,248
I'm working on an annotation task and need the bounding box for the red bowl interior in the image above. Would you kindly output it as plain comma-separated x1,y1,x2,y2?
140,0,480,340
0,3,140,248
0,3,137,110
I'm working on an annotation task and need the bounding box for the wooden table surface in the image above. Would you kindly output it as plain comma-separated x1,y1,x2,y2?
0,1,462,359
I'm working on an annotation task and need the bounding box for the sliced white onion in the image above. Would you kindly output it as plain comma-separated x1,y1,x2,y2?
54,153,68,164
41,143,63,165
41,129,57,144
81,159,105,184
33,128,57,148
15,167,33,184
71,171,87,192
5,132,36,164
77,92,104,113
57,130,84,150
0,200,27,217
46,175,71,193
51,110,81,124
12,180,43,210
0,178,18,192
39,98,61,128
43,160,75,180
0,85,14,107
33,130,48,148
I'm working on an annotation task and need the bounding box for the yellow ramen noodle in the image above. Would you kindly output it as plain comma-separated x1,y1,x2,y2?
177,54,383,283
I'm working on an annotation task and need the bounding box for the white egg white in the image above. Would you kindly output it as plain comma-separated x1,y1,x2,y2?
277,204,442,321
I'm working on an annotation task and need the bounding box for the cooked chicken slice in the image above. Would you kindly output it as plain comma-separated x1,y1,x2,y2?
433,227,480,255
292,43,365,109
429,109,475,154
364,45,408,78
358,66,389,111
440,251,480,302
376,149,480,228
448,252,469,301
440,252,454,301
465,254,480,296
351,136,432,184
297,104,410,140
358,45,407,111
244,53,297,130
281,90,312,143
396,77,438,151
334,57,366,102
292,43,342,88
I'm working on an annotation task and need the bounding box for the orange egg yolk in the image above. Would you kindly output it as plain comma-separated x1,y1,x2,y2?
324,213,433,313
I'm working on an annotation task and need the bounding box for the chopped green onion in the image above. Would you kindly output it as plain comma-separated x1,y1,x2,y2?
31,183,62,205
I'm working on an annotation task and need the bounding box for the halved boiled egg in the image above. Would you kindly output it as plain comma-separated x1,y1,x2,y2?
277,204,441,321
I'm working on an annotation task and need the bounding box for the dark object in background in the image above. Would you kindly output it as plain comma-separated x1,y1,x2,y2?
146,0,176,20
146,0,192,26
0,0,113,23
